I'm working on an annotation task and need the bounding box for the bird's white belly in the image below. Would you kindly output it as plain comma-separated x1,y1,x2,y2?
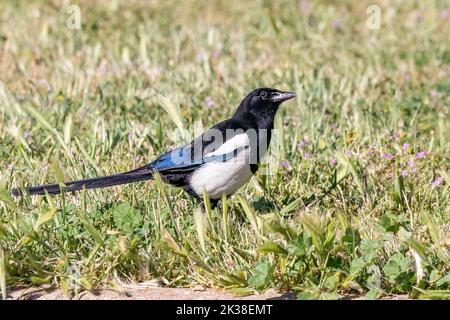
189,161,253,199
189,133,254,199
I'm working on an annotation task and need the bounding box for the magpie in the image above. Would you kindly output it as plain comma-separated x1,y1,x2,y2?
12,88,296,205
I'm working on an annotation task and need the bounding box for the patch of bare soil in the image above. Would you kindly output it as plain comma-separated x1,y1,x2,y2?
7,283,410,300
8,284,296,300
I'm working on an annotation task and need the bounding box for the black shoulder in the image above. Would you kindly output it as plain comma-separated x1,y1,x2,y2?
189,118,248,155
209,117,250,132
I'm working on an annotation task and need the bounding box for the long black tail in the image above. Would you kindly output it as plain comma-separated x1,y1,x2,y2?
11,166,154,196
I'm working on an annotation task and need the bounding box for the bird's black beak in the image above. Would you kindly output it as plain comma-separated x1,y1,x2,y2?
271,91,297,103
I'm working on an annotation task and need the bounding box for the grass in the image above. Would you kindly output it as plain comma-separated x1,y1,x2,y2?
0,0,449,300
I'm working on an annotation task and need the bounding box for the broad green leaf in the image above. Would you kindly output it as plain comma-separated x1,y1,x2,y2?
297,290,320,300
248,259,274,290
383,253,413,279
257,241,288,255
279,198,302,216
350,257,366,275
365,288,381,300
112,203,143,235
30,276,51,284
287,233,311,257
436,273,450,287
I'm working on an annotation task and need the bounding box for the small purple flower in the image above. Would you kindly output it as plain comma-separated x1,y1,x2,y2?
280,160,292,171
430,90,438,98
330,123,338,130
204,96,215,108
416,151,427,159
331,19,341,29
196,50,208,61
98,61,107,74
329,157,337,166
382,153,394,160
432,176,444,187
146,66,162,80
297,139,307,149
401,170,408,177
416,13,423,23
402,143,410,151
211,50,220,59
440,10,449,20
345,150,353,158
303,152,311,160
408,158,417,174
298,0,311,14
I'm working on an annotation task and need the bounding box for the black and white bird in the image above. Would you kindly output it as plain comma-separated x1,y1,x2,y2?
12,88,296,205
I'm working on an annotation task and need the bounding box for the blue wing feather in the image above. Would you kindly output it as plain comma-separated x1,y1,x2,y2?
147,145,248,174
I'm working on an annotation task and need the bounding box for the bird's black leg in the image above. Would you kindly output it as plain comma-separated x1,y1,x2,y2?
210,199,219,210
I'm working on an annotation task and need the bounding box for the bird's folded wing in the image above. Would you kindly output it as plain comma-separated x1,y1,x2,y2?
147,145,249,174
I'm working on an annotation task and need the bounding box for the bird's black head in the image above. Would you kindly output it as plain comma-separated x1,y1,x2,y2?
233,87,296,129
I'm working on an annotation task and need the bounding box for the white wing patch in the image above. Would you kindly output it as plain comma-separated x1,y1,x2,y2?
190,133,253,199
205,133,250,157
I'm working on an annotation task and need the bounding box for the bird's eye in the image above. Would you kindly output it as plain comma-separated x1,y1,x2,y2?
260,91,267,99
